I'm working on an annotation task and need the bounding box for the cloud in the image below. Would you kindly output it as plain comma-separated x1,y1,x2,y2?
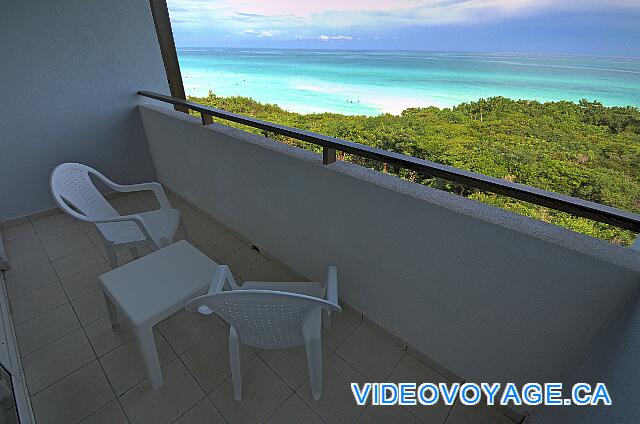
319,35,352,41
242,29,273,37
167,0,640,43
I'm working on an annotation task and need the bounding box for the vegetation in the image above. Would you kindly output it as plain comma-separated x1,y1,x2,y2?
189,92,640,245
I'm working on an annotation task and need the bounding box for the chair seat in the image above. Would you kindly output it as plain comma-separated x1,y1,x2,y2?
97,208,181,247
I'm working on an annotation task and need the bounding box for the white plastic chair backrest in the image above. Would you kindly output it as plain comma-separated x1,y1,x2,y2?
186,290,340,349
50,163,118,221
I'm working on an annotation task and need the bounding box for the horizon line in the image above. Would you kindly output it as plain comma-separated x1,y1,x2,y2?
174,46,640,61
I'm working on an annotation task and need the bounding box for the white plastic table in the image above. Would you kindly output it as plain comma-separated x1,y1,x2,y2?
99,240,219,389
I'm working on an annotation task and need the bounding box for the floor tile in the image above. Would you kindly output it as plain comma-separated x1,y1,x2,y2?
181,326,256,393
297,354,367,424
119,359,204,424
201,232,245,260
242,261,295,282
85,316,134,357
72,289,109,325
114,201,151,216
4,233,41,258
109,195,142,210
135,191,158,205
355,405,422,424
259,344,330,390
322,307,362,351
110,246,153,268
22,328,95,395
52,247,106,278
0,406,19,423
10,281,68,324
406,348,462,385
0,198,488,424
221,245,266,278
30,361,114,424
32,213,75,233
0,216,28,229
173,398,225,424
188,220,227,247
2,222,35,242
493,405,526,424
166,191,186,204
79,220,97,233
42,233,94,261
336,323,405,380
101,331,176,395
210,357,292,424
60,262,111,300
15,303,80,356
3,246,49,277
37,221,84,245
4,263,58,300
0,395,17,415
387,354,454,424
79,400,128,424
158,309,225,355
445,402,514,424
181,208,212,231
86,229,107,253
265,394,324,424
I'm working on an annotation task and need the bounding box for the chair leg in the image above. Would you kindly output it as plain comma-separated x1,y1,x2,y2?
103,292,119,329
105,243,118,269
322,310,332,331
135,326,163,390
229,326,242,401
304,335,323,401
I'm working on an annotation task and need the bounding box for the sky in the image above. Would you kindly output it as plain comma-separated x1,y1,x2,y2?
167,0,640,57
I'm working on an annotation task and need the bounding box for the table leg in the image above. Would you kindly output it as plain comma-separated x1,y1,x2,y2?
135,326,163,390
104,293,119,329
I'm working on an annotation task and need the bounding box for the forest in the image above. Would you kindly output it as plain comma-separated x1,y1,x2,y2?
189,93,640,245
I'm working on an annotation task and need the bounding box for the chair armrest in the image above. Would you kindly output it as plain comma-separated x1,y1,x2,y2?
104,181,172,210
325,266,338,305
208,265,239,294
95,214,156,244
196,265,238,315
58,206,159,248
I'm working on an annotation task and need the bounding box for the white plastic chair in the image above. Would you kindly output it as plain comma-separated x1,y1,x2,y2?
50,163,187,267
186,265,341,401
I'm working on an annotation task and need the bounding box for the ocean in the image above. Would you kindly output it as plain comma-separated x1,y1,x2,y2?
177,48,640,116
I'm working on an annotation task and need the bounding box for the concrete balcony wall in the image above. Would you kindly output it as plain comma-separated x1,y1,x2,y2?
531,290,640,423
0,0,167,221
140,104,640,387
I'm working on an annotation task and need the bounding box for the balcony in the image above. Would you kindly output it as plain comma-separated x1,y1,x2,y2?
2,1,639,423
3,100,638,423
2,188,521,424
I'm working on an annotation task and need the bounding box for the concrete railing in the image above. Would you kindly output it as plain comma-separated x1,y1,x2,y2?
139,104,640,391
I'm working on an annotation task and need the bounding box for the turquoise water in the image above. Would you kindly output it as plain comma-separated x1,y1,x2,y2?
178,48,640,116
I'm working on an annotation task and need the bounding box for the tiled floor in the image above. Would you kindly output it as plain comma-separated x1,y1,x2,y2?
1,191,519,424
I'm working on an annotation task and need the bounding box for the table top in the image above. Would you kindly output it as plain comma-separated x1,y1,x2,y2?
99,240,219,326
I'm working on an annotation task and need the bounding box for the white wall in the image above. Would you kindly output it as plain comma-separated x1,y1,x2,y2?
531,290,640,423
140,104,640,387
0,0,168,221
